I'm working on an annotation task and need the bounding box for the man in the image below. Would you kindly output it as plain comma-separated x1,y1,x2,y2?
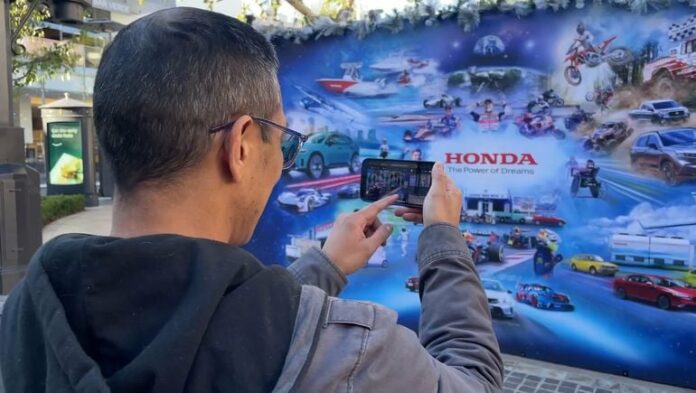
469,99,510,132
440,106,460,134
0,8,502,393
379,138,390,158
573,22,596,53
399,227,410,256
411,148,422,161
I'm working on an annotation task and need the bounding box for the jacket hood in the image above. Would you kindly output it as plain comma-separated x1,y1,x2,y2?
1,233,300,393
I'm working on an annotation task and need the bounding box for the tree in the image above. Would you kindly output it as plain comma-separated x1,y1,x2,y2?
285,0,316,22
10,0,78,89
319,0,354,20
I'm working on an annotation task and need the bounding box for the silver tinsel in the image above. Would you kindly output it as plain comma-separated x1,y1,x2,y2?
257,0,696,44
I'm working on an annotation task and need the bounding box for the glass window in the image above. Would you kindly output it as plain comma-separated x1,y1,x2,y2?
645,135,659,148
659,129,696,147
336,135,352,144
635,136,647,147
309,134,325,143
483,281,503,291
652,101,678,109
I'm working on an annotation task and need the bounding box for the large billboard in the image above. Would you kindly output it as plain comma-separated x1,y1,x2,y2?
245,6,696,389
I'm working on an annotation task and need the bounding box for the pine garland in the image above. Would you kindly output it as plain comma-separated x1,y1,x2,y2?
254,0,694,43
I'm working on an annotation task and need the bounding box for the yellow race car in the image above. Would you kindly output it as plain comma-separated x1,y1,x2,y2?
570,254,618,276
684,269,696,287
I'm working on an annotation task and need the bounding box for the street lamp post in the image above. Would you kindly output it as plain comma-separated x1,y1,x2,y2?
0,0,43,294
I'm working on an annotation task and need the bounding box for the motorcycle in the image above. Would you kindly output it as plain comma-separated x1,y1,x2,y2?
570,167,602,198
516,113,566,139
533,239,563,276
564,110,593,132
585,88,614,111
542,91,565,107
564,36,633,86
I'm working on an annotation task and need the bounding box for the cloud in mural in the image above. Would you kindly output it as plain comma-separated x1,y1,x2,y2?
573,202,696,246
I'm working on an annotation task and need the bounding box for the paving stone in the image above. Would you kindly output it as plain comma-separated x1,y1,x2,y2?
518,386,536,393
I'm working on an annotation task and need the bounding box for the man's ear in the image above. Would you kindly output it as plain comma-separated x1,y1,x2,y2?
223,115,253,182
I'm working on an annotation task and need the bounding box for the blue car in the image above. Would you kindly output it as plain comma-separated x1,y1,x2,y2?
515,283,575,311
294,132,361,179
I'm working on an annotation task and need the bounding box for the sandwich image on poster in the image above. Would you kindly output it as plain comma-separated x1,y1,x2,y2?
49,153,84,185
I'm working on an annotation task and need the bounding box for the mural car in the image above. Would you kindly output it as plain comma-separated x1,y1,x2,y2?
628,100,690,124
630,128,696,185
582,121,633,152
569,254,619,276
277,188,332,213
613,274,696,310
337,183,361,199
515,283,575,311
482,279,516,318
293,132,361,179
684,269,696,286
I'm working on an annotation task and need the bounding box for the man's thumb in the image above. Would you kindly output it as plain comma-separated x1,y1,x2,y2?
430,162,445,187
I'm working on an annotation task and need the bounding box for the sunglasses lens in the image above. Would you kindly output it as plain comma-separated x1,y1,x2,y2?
281,133,301,169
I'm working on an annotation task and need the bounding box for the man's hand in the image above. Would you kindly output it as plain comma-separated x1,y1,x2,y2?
322,195,397,275
395,162,462,227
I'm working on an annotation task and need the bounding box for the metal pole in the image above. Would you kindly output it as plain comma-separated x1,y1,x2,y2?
1,0,14,129
0,0,43,294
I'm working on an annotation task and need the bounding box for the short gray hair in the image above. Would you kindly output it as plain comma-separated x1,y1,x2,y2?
94,7,280,193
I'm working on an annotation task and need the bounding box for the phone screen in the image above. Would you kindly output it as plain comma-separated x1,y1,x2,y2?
360,159,434,207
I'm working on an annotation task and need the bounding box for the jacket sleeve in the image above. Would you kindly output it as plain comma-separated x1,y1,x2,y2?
289,224,503,393
287,247,347,297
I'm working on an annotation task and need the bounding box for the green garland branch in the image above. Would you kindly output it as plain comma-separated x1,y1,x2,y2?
257,0,695,43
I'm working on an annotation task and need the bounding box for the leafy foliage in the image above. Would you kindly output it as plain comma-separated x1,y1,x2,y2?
41,194,85,225
10,0,79,88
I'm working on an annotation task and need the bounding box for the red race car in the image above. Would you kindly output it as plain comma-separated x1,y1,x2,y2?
613,274,696,310
531,215,566,227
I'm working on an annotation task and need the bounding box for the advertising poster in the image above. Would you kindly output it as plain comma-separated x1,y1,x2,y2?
245,6,696,388
47,121,84,186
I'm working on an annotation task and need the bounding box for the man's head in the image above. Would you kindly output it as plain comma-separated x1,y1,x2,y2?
577,22,585,34
483,99,494,113
94,8,287,244
411,149,422,161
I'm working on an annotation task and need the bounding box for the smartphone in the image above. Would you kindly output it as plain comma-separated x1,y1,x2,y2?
360,159,435,207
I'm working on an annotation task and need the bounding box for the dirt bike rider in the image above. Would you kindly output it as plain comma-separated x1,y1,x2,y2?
570,22,597,55
469,98,510,131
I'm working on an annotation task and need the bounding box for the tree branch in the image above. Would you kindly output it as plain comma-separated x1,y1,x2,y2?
284,0,316,22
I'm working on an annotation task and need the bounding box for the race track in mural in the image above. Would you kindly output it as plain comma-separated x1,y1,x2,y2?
245,5,696,389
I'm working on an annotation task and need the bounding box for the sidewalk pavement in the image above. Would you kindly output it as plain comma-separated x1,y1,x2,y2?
36,200,692,393
42,197,113,242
